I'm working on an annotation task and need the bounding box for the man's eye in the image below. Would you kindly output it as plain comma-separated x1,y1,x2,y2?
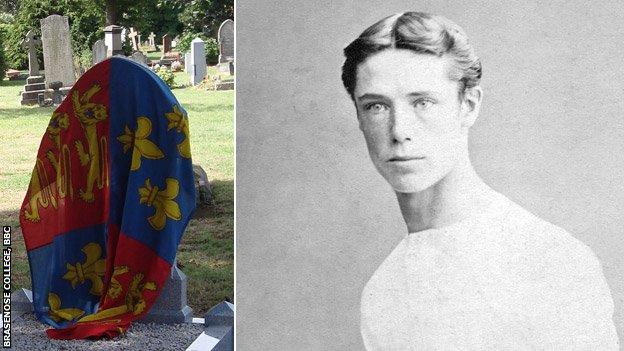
364,103,388,113
414,100,433,110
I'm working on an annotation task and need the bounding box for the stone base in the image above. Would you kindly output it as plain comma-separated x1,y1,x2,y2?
215,81,234,91
140,304,193,324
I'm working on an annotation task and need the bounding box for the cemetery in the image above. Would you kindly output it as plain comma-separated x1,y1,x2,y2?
0,1,233,350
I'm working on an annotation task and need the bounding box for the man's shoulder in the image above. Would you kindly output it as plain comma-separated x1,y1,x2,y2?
499,200,602,277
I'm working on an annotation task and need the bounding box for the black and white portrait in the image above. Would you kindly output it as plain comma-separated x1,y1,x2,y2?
236,1,624,349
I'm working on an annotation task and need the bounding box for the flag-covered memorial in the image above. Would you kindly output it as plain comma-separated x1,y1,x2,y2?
19,57,196,339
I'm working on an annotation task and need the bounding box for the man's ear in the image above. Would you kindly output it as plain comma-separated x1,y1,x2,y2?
460,86,483,128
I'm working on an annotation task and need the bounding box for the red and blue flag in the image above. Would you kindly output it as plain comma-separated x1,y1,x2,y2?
19,57,196,339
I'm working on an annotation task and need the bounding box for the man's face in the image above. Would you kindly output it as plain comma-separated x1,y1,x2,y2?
353,49,476,193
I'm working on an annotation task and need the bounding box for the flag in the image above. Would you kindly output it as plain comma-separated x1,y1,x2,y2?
19,57,196,339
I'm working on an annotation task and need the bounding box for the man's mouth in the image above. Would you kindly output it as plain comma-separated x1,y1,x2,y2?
388,156,425,162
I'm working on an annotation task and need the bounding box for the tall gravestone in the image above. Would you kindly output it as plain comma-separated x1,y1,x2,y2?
92,39,107,65
162,34,172,54
40,15,75,89
190,38,206,86
184,52,191,74
104,25,123,57
218,19,234,64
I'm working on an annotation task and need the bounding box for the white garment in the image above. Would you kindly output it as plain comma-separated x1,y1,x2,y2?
361,192,619,350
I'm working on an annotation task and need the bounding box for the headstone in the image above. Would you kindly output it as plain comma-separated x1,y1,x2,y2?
184,52,191,74
138,34,142,47
92,39,107,65
148,32,156,51
190,38,206,86
172,36,179,48
49,81,64,105
21,30,41,76
140,260,192,324
128,27,139,51
130,51,149,67
162,34,171,54
187,301,234,351
217,19,234,64
40,15,75,89
193,164,214,207
104,25,123,57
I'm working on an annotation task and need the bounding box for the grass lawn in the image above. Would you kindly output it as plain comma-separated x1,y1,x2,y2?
0,69,233,316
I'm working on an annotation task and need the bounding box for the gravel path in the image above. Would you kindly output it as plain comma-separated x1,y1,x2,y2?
8,312,204,350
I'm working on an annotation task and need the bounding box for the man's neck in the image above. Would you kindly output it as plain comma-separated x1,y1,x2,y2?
396,155,496,233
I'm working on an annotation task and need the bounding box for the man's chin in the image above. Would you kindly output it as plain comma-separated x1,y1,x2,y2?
388,176,437,194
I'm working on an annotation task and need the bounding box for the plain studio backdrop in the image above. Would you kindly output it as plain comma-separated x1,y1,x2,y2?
236,1,624,349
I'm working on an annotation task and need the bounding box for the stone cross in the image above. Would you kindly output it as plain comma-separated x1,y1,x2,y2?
148,32,156,50
128,27,139,51
21,30,41,76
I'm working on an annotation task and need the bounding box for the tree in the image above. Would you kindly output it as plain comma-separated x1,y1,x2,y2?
0,0,19,15
178,0,233,37
5,0,105,69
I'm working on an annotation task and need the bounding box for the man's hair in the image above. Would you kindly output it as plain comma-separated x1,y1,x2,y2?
341,12,482,100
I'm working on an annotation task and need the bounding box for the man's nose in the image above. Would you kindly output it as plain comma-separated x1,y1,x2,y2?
390,106,415,144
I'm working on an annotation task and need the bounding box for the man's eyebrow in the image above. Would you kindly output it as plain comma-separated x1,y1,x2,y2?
406,91,439,98
356,93,387,101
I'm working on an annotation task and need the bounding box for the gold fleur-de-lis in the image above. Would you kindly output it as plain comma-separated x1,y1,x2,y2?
138,178,182,230
63,242,106,296
116,117,164,171
107,265,129,299
165,105,191,159
48,292,85,322
125,273,157,315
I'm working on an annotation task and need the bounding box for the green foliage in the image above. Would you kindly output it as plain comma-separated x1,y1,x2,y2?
5,0,105,69
0,27,6,80
156,66,174,87
178,0,233,36
177,32,218,64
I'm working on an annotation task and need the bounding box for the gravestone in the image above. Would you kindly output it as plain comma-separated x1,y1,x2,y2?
21,30,41,76
140,259,193,324
130,51,149,67
184,52,191,74
104,25,123,56
162,34,172,54
19,30,46,105
148,32,157,51
92,39,107,65
218,19,234,65
186,301,234,351
128,27,139,51
190,38,206,86
172,36,179,48
137,34,142,47
40,15,75,89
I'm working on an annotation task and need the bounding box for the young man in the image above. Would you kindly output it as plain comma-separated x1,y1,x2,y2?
342,12,619,349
